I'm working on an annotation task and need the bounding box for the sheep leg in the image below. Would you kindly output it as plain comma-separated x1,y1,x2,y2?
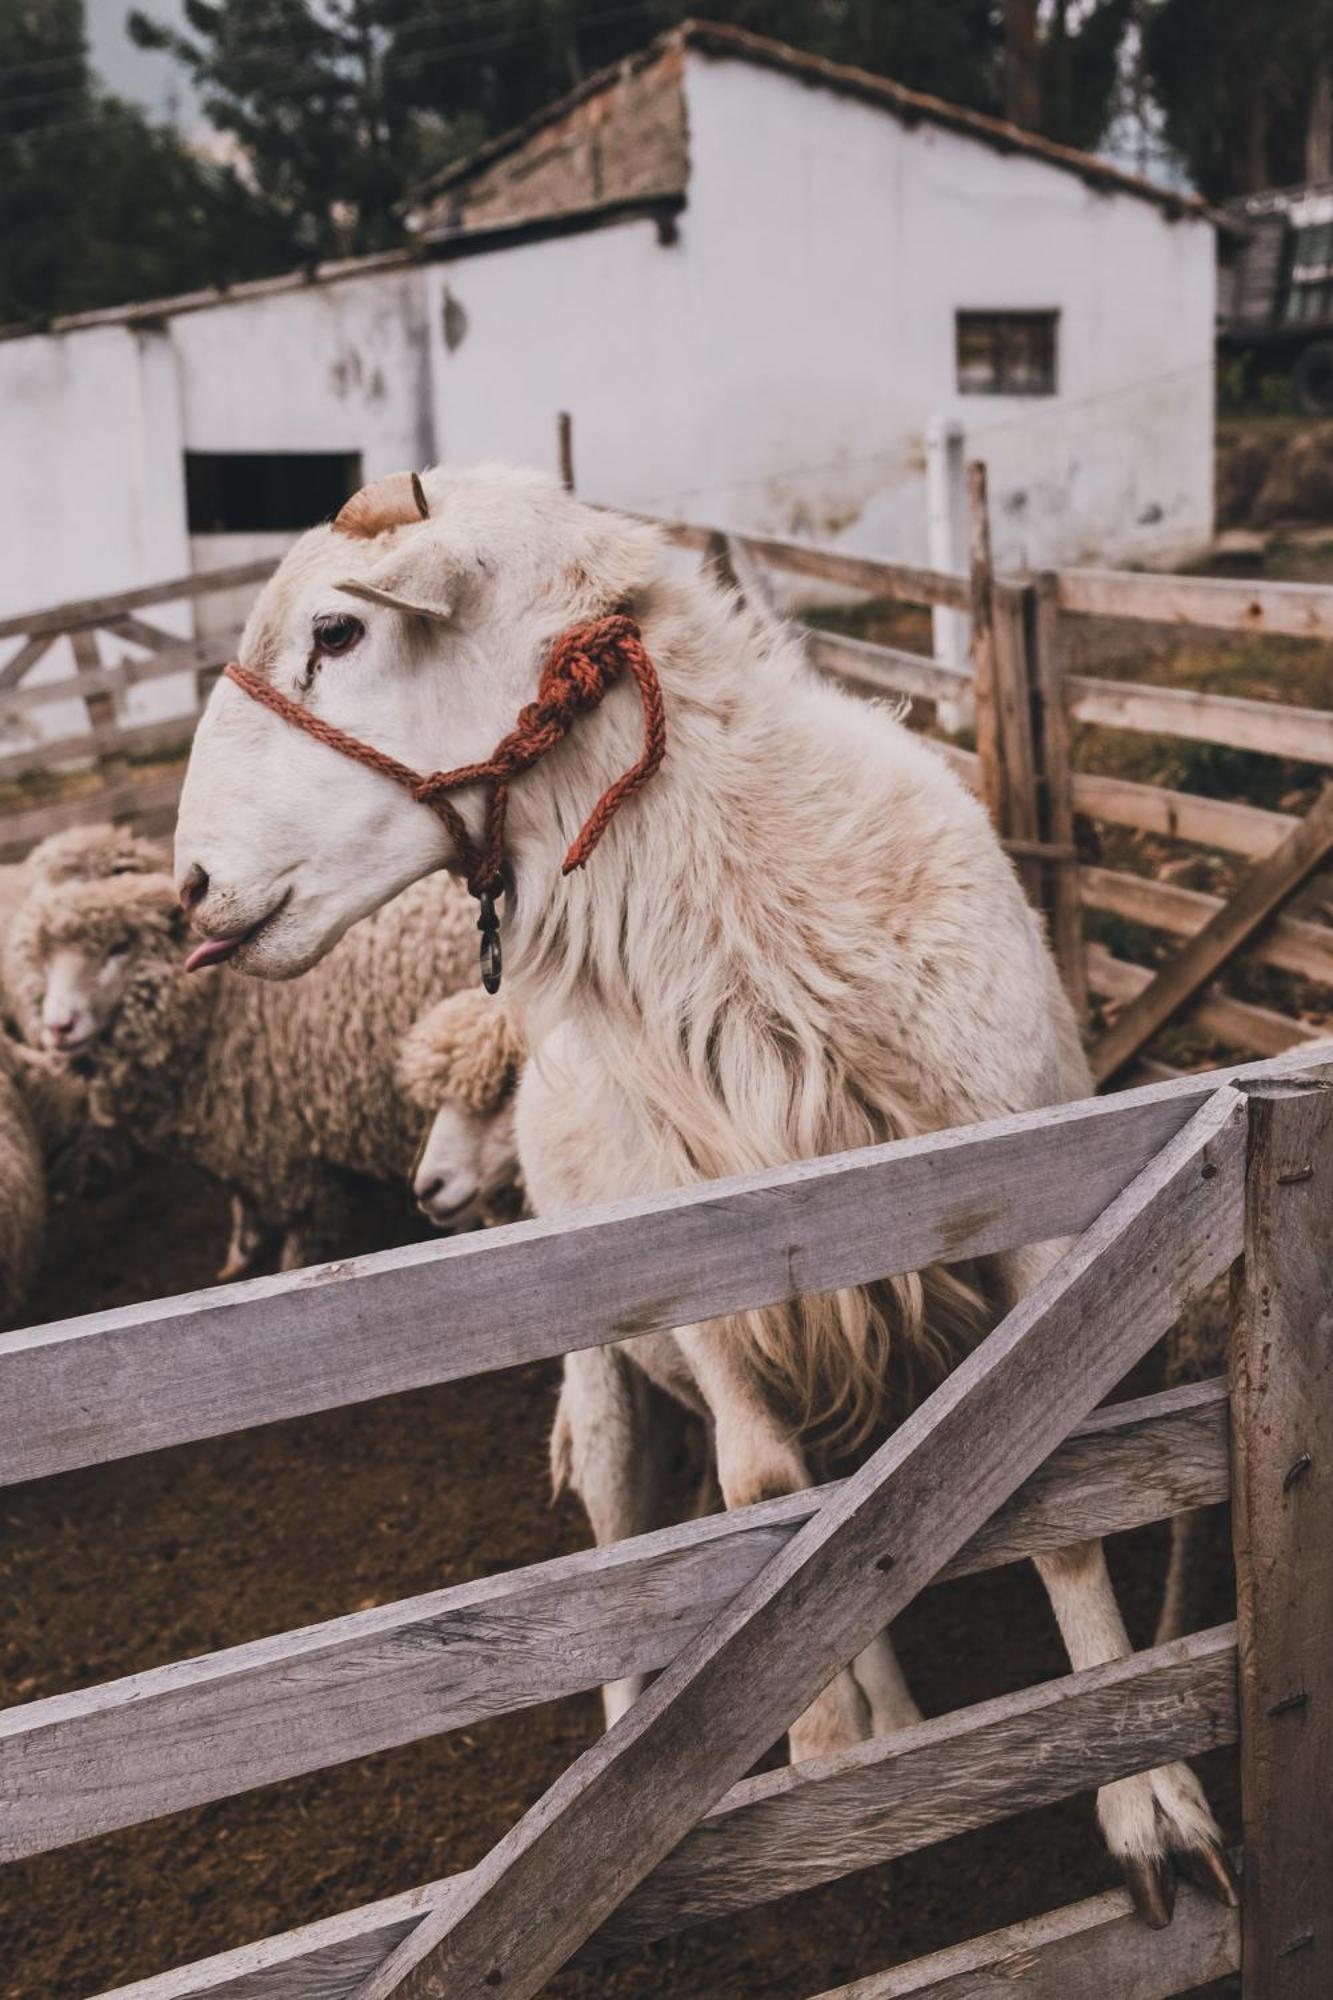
552,1346,677,1728
675,1321,883,1761
1154,1505,1219,1647
992,1241,1237,1927
217,1195,269,1282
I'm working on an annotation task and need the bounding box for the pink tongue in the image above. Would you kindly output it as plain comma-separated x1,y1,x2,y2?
184,933,244,974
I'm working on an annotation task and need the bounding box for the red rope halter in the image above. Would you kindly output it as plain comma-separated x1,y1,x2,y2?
222,611,666,990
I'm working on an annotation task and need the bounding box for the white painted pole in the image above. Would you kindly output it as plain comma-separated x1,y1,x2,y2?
926,415,973,733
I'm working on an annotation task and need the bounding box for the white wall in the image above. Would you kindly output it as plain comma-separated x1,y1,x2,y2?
0,323,196,747
430,54,1215,571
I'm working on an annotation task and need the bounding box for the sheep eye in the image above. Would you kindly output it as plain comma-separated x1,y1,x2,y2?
312,613,364,656
106,939,131,958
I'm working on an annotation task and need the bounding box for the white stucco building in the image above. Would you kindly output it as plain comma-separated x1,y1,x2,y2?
0,21,1217,737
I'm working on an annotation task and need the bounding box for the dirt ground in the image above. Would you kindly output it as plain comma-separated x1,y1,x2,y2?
1,1157,1241,2000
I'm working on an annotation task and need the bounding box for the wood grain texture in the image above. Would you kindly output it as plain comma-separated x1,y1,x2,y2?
5,1055,1318,1488
1232,1083,1333,1998
967,461,1005,831
1067,673,1333,768
0,1383,1229,1860
992,583,1042,903
806,630,970,705
1086,943,1321,1060
1072,770,1296,860
0,711,202,784
0,772,184,863
1090,785,1333,1082
0,560,272,642
1081,865,1333,985
89,1631,1239,2000
347,1088,1247,1999
653,516,972,611
0,632,53,691
1057,566,1333,641
809,1875,1239,1998
0,631,238,720
1033,573,1087,1020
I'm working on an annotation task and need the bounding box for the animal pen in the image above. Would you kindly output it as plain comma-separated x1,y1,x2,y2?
3,497,1333,1996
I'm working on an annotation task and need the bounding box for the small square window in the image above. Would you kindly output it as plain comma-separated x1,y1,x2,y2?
185,451,363,534
956,311,1058,396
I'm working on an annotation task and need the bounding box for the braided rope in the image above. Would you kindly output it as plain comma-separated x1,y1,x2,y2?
222,611,666,903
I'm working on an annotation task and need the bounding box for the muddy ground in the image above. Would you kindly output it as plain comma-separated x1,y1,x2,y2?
1,1156,1241,2000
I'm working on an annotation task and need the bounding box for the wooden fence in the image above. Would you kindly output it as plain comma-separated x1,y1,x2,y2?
2,1048,1331,1997
0,558,272,862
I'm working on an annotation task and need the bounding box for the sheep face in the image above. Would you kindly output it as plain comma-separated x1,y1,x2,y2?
29,877,183,1054
175,465,661,979
412,1096,519,1231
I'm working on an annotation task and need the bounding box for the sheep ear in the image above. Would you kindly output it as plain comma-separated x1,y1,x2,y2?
335,530,460,624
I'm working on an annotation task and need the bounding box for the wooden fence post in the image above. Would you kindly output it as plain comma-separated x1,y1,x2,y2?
993,579,1043,905
1232,1079,1333,1998
1032,569,1088,1021
558,411,575,494
71,628,128,785
966,461,1006,834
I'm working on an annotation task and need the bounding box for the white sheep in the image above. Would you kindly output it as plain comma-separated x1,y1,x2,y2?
2,822,165,1041
14,864,484,1274
396,988,524,1230
0,1043,46,1325
171,463,1233,1917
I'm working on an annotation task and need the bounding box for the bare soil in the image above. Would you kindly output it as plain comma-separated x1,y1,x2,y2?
2,1160,1240,1999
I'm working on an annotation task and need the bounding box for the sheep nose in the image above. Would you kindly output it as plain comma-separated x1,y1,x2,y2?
179,863,210,914
47,1018,76,1046
416,1178,444,1206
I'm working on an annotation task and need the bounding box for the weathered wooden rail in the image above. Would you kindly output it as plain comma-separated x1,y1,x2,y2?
3,1047,1331,1998
0,559,272,860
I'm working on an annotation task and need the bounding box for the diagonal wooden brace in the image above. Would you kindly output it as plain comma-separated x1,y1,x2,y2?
1091,779,1333,1085
353,1085,1247,2000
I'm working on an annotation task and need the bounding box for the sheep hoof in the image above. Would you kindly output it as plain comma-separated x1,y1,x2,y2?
1124,1855,1176,1929
1176,1839,1239,1907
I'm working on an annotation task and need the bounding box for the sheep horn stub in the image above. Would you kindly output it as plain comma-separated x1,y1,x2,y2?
332,471,430,539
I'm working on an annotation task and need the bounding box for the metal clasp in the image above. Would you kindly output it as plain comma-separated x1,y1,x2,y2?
477,888,502,994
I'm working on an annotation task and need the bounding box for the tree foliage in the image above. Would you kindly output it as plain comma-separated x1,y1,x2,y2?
0,0,295,326
1140,0,1333,200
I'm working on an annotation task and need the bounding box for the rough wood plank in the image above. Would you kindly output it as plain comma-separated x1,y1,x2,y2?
0,631,238,720
1067,673,1333,768
967,462,1005,830
1057,566,1333,641
581,1628,1239,1964
1090,785,1333,1082
809,1877,1239,1999
349,1090,1247,1999
0,711,201,784
5,1058,1319,1488
992,581,1043,903
89,1631,1239,2000
0,773,184,863
0,1383,1228,1860
106,614,189,653
1034,573,1087,1019
652,516,973,611
805,630,969,705
0,562,273,643
1072,770,1296,860
1086,944,1320,1059
1081,865,1333,985
1232,1082,1333,1997
0,632,53,691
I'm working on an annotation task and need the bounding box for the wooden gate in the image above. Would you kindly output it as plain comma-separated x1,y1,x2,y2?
3,1050,1330,1998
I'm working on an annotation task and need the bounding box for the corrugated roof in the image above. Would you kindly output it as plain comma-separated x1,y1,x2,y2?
411,17,1214,229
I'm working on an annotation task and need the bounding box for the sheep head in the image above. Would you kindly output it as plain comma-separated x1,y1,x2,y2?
20,872,187,1055
397,989,524,1231
174,464,663,980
